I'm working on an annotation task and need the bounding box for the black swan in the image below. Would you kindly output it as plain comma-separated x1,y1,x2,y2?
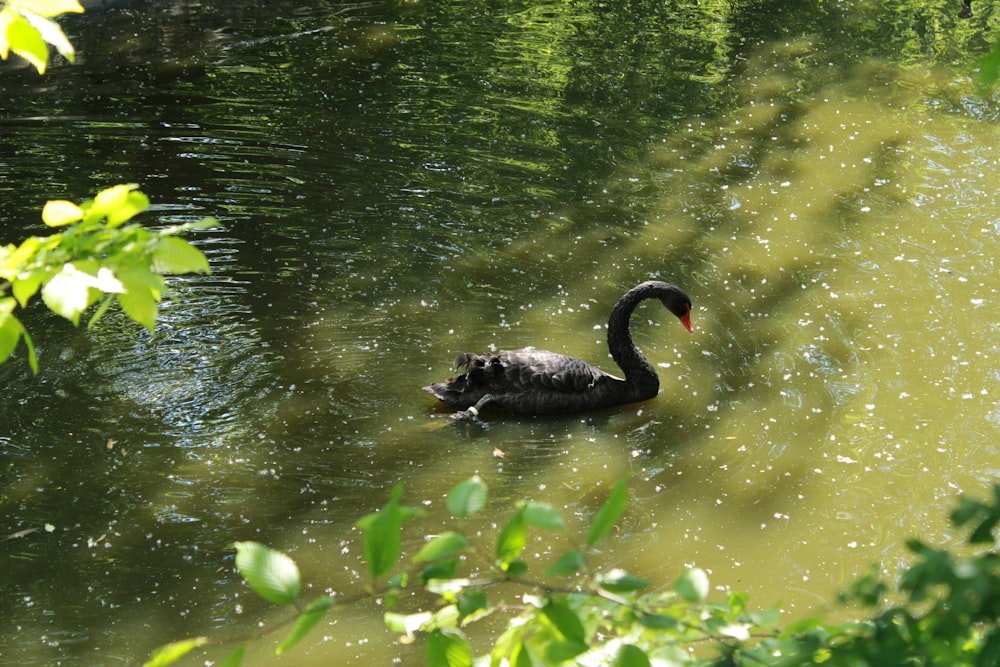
423,281,692,417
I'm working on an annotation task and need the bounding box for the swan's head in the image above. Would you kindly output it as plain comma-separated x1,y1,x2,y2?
660,286,693,334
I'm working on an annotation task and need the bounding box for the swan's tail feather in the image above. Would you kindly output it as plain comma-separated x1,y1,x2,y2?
424,352,494,409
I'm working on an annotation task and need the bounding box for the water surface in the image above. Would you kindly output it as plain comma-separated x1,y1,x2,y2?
0,0,997,664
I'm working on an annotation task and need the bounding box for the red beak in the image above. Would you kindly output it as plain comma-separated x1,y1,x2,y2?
680,310,693,333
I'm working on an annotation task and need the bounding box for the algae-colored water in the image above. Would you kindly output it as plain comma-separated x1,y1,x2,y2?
0,1,997,663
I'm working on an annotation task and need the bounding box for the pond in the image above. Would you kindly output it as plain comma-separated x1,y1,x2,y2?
1,0,998,664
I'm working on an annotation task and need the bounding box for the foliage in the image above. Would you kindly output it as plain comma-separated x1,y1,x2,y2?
0,0,82,73
146,478,1000,667
0,184,215,372
977,38,1000,95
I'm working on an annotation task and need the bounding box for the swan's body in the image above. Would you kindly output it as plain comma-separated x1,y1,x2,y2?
423,281,692,416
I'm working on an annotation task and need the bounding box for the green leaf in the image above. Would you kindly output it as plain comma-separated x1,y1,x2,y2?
94,266,125,293
41,263,99,324
19,10,74,62
950,492,1000,545
41,199,83,227
233,541,301,605
613,644,651,667
420,559,460,583
977,37,1000,96
748,606,782,630
586,477,629,546
116,285,159,330
505,559,528,577
598,568,650,593
977,626,1000,667
496,509,527,568
426,604,461,631
22,327,37,374
152,236,209,274
86,294,115,330
540,600,588,662
12,271,43,308
142,637,209,667
5,14,49,73
447,476,487,517
512,641,533,667
647,646,689,664
116,264,164,331
217,644,245,667
0,12,12,60
492,621,531,667
637,612,678,630
3,236,43,278
727,590,749,613
385,610,432,639
420,558,462,584
521,502,564,531
545,548,586,576
426,577,472,596
426,628,472,667
159,217,219,236
276,596,334,655
541,600,585,640
781,616,824,636
87,184,132,224
675,567,709,602
951,497,987,526
188,216,219,230
384,571,406,609
107,189,148,226
717,622,751,640
0,301,25,363
414,532,469,563
457,588,488,618
355,484,422,579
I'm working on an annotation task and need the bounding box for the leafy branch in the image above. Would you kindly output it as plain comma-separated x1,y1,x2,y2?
0,184,216,372
144,475,781,666
0,0,82,73
145,478,1000,667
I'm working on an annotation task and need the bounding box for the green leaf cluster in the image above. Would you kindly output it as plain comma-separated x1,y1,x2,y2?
145,476,781,666
0,184,215,371
146,480,1000,667
0,0,83,74
356,483,426,581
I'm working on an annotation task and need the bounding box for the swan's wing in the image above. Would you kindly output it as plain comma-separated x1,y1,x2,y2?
427,348,623,413
486,349,610,393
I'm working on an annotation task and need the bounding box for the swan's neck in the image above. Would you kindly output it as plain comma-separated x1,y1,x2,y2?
607,285,659,394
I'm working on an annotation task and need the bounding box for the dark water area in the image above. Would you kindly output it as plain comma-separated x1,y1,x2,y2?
2,0,999,664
